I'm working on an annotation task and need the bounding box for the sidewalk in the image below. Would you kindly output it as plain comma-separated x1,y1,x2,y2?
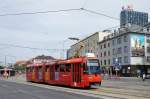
101,76,150,91
103,75,150,83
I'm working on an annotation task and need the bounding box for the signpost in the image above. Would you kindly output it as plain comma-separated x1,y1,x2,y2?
114,58,121,78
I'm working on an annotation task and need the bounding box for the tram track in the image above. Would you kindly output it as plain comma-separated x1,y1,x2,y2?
92,87,150,99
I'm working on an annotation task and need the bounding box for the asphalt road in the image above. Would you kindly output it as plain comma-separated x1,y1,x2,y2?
0,80,103,99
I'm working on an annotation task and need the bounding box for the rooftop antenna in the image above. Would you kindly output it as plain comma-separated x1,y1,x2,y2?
122,6,125,10
127,4,133,11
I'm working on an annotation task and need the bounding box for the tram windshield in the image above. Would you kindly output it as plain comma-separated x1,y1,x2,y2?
87,59,101,74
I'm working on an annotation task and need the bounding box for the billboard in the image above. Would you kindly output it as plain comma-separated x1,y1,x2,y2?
146,35,150,63
146,35,150,55
130,57,144,65
130,34,145,57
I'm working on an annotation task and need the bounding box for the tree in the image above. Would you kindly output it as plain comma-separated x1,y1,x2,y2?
0,66,3,69
14,64,26,73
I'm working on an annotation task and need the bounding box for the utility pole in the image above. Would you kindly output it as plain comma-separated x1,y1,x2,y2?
62,40,67,59
5,56,7,67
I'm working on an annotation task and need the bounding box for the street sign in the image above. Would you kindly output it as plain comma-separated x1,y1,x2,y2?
113,58,122,70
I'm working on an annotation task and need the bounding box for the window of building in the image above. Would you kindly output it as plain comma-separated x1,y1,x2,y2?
112,49,115,55
112,39,115,46
124,35,128,42
104,43,106,48
96,54,98,58
108,42,110,47
87,42,89,47
117,37,122,44
90,49,93,53
118,57,122,64
108,51,110,56
104,51,106,56
101,61,103,65
124,56,128,63
117,47,122,54
100,45,103,49
113,58,116,64
124,46,128,53
104,60,106,65
108,59,110,65
97,42,99,46
101,52,102,57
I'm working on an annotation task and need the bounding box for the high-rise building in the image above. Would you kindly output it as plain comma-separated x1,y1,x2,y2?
120,6,148,27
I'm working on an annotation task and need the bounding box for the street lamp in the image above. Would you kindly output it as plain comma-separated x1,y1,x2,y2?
68,37,80,41
62,37,79,59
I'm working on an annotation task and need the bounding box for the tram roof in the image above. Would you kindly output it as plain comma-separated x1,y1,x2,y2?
57,57,87,64
26,56,98,67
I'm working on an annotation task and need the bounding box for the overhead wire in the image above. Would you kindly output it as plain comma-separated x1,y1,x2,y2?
0,43,67,51
0,8,82,16
0,5,120,21
81,8,119,21
0,6,120,21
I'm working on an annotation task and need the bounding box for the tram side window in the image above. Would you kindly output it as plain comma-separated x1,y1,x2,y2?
26,67,30,73
29,67,32,72
32,67,34,72
66,64,71,72
60,64,65,72
55,65,59,72
38,66,42,72
83,63,88,74
31,67,34,72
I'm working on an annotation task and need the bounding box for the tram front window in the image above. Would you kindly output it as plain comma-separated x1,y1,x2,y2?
87,59,101,74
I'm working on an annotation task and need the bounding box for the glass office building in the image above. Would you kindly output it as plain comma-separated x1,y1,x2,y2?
120,9,148,27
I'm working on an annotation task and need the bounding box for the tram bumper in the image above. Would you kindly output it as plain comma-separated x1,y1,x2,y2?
89,82,101,88
88,75,102,88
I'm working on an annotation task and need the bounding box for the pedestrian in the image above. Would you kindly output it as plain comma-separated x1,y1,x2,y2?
142,73,146,81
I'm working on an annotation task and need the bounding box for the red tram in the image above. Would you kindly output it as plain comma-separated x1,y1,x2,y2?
26,55,102,88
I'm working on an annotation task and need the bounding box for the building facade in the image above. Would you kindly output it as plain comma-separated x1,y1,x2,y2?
67,32,111,58
98,28,150,77
120,8,148,27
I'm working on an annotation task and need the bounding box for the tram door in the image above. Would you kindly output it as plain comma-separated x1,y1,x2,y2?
32,67,36,80
38,66,43,80
72,63,81,83
50,65,55,80
45,65,49,81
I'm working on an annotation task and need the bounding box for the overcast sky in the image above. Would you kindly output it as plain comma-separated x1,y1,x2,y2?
0,0,149,64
